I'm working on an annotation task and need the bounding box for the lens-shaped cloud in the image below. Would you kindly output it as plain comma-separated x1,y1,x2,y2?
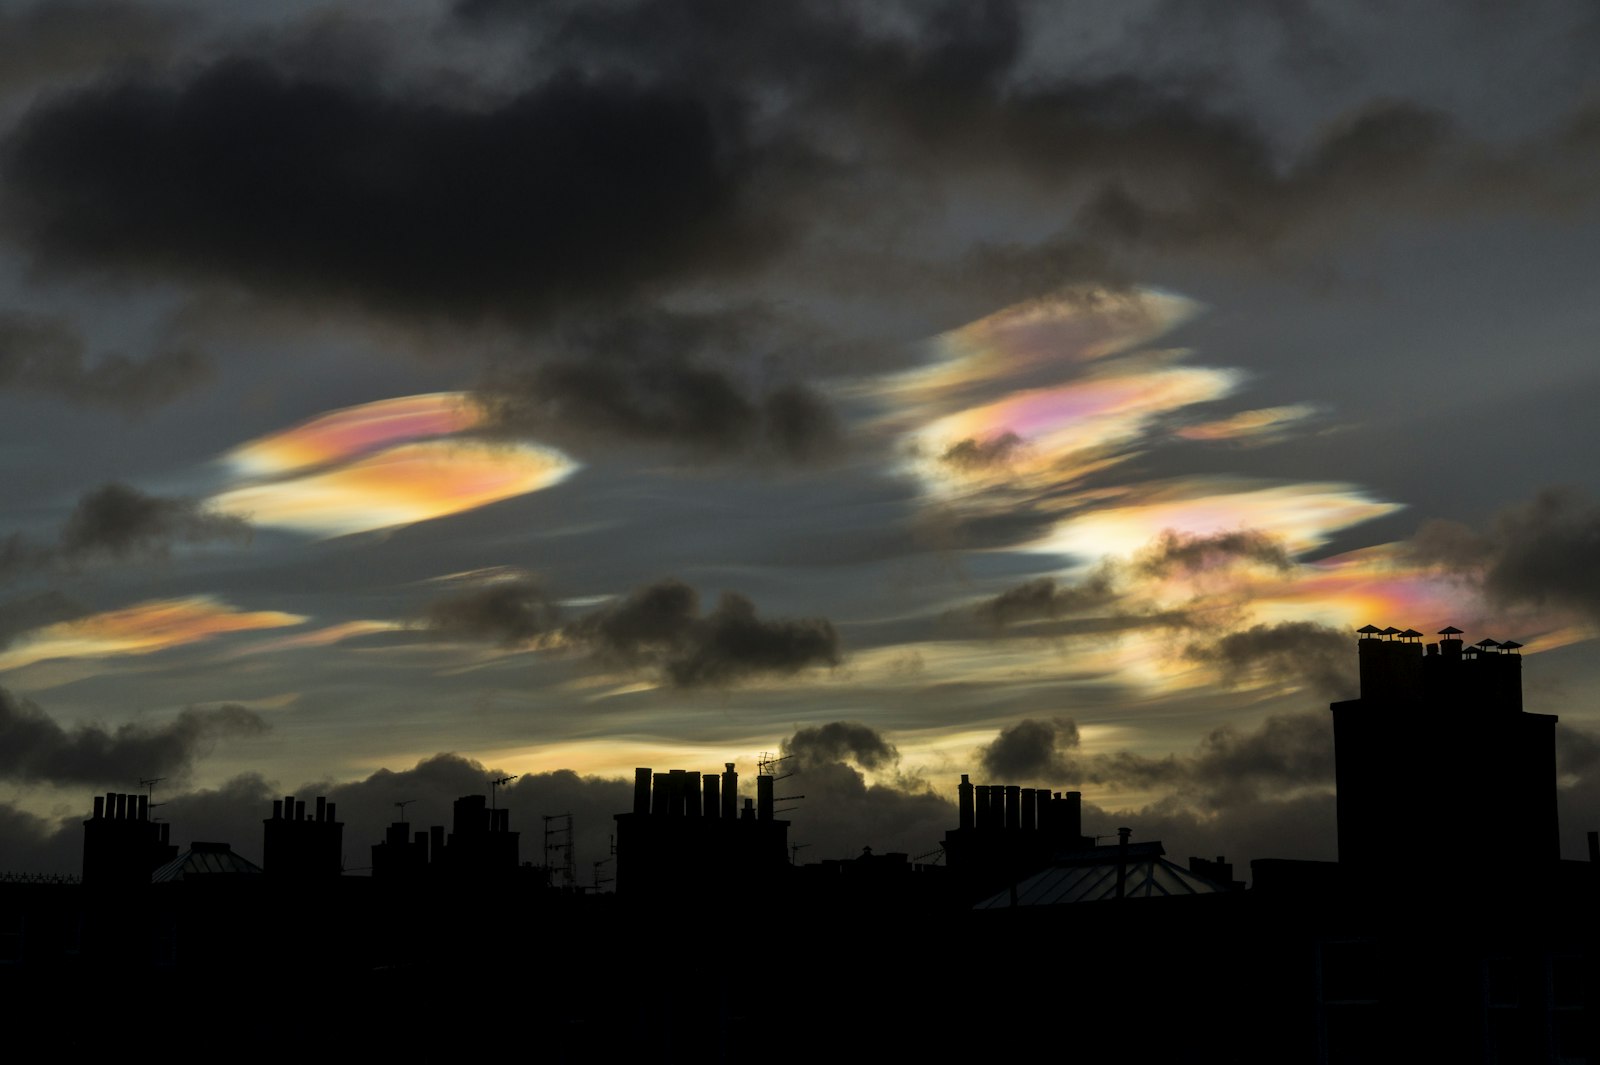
212,393,579,537
226,392,484,478
1175,404,1318,444
911,367,1239,492
0,596,306,672
883,287,1201,406
213,438,576,536
1035,483,1401,561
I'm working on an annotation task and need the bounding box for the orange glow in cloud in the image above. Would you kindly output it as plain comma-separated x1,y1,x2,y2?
0,597,306,672
890,287,1201,402
1176,404,1317,443
237,620,403,656
1036,483,1400,561
227,393,483,478
214,438,577,536
913,367,1238,490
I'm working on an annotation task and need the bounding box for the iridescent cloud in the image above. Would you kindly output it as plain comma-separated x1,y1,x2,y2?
226,393,483,478
212,392,579,536
213,438,577,536
910,366,1239,492
0,597,306,672
881,287,1201,407
1036,483,1402,561
1175,404,1318,444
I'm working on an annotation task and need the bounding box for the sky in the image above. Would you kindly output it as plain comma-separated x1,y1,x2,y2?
3,0,1600,881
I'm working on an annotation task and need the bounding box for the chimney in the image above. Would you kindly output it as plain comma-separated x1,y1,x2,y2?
721,763,738,820
315,796,326,822
1065,791,1083,841
652,771,668,816
92,796,104,819
669,769,687,817
1004,785,1020,831
633,768,652,816
703,773,719,820
684,772,701,819
958,774,974,830
1021,788,1036,831
757,774,775,821
272,799,283,820
975,785,991,831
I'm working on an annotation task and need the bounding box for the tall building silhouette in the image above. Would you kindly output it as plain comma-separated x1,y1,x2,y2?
1332,626,1557,874
81,791,176,888
613,763,788,898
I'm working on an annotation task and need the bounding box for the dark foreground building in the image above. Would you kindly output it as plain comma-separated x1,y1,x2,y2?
3,626,1598,1062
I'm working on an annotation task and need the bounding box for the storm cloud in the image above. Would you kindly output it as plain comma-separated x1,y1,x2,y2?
1186,621,1357,699
978,568,1119,627
1408,487,1600,625
0,590,87,648
565,578,841,687
0,312,210,409
2,59,779,324
977,711,1333,811
784,721,899,771
58,482,251,562
1135,529,1295,577
420,579,558,647
0,689,268,786
980,717,1080,780
0,482,250,582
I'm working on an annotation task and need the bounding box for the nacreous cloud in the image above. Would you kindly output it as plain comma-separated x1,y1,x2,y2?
212,393,578,536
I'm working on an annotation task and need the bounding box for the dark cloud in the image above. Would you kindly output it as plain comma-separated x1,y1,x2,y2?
1135,529,1294,576
783,721,899,771
420,579,558,647
0,483,250,581
5,1,1588,357
1407,488,1600,624
567,578,698,662
1182,712,1334,807
1186,621,1357,699
480,360,840,463
0,590,87,648
978,567,1119,627
771,721,953,859
58,482,250,562
940,431,1024,470
476,306,845,463
2,59,780,324
0,799,80,875
0,689,268,786
977,710,1332,810
980,717,1081,780
0,312,210,410
565,579,841,687
0,1,181,99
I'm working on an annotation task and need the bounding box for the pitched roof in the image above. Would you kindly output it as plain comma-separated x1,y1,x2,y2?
151,841,264,882
973,842,1228,907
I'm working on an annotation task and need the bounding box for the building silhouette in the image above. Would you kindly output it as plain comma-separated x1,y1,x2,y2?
1334,626,1557,875
370,793,521,879
612,763,789,899
262,794,343,878
81,790,176,888
7,624,1600,1060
